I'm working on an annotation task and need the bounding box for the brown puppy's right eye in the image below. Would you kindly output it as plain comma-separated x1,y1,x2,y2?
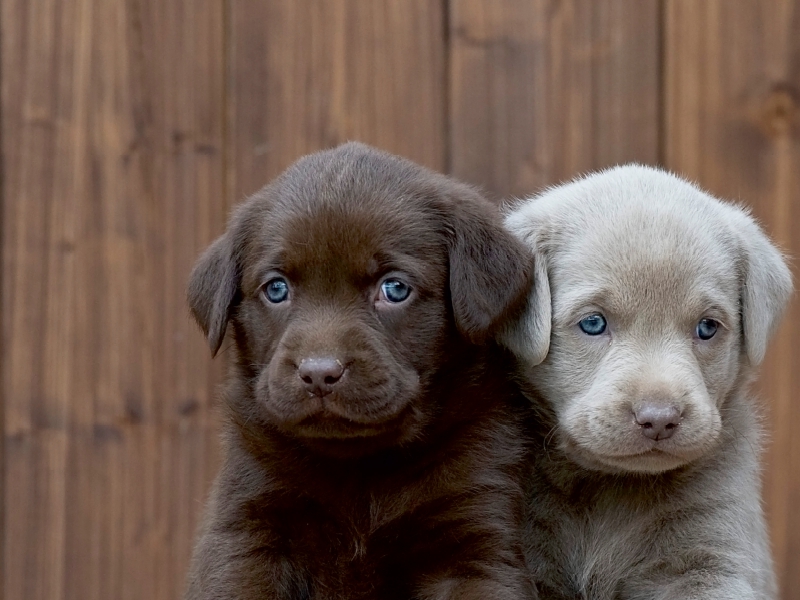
263,278,290,303
380,278,412,303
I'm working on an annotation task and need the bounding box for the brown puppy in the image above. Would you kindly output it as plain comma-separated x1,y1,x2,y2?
184,143,536,600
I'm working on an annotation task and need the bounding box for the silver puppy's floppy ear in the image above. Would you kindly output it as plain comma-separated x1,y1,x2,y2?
498,247,551,366
187,232,241,357
443,186,533,344
730,209,793,365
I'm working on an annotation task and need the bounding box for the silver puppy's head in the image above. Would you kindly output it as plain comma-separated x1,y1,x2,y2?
502,165,792,474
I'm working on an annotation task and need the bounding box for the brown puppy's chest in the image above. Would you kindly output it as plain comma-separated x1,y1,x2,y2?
227,402,527,600
263,496,389,598
273,504,423,597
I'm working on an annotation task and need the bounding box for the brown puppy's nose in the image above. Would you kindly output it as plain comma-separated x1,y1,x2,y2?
298,357,345,397
634,405,682,441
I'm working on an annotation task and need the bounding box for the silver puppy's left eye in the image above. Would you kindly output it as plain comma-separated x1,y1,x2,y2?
380,278,411,303
696,318,718,340
579,313,607,336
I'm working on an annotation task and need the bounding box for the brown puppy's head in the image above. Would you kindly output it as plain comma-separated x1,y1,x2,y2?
501,165,792,474
188,143,531,453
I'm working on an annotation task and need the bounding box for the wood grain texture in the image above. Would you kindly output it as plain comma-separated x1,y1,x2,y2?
449,0,661,197
3,1,800,598
1,0,225,598
228,0,447,200
664,2,800,598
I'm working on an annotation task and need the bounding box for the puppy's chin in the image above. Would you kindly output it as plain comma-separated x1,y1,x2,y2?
559,436,708,474
291,401,423,439
292,404,429,458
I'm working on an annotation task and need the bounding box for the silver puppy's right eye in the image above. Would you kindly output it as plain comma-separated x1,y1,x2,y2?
263,278,289,303
579,313,607,336
696,318,718,340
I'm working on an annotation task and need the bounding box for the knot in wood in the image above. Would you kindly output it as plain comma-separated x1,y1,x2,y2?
762,85,798,136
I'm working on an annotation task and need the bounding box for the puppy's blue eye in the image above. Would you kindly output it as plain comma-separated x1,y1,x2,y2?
381,278,411,303
579,314,607,336
264,278,289,303
696,318,718,340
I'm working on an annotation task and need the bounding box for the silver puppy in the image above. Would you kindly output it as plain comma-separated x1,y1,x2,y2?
502,165,792,599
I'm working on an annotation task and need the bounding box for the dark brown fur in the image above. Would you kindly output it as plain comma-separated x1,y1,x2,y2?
184,143,536,600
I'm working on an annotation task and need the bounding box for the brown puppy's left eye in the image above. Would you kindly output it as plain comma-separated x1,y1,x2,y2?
263,278,290,303
380,278,412,303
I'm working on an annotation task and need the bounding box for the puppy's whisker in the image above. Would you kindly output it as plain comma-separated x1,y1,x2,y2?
542,425,562,462
726,425,760,460
544,425,559,447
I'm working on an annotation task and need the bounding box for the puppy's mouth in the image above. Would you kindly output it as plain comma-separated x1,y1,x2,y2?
261,352,426,443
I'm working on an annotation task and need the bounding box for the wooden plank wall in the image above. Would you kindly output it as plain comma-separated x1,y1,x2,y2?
665,1,800,594
450,0,660,195
2,1,798,598
1,0,226,597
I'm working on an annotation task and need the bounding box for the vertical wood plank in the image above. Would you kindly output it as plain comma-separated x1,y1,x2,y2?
449,0,661,198
664,1,800,598
228,0,447,200
1,0,226,598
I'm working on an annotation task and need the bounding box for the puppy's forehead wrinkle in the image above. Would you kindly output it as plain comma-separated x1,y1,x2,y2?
244,202,445,290
551,224,740,325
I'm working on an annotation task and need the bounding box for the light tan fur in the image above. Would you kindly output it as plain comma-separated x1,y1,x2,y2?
502,165,792,599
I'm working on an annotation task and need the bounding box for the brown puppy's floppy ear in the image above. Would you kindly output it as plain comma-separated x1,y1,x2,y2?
443,186,533,344
728,208,793,365
187,232,241,356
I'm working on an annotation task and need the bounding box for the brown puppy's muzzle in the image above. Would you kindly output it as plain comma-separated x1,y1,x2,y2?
259,317,421,438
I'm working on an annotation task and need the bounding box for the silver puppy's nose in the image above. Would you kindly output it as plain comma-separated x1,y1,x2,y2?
298,357,345,397
634,405,682,441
